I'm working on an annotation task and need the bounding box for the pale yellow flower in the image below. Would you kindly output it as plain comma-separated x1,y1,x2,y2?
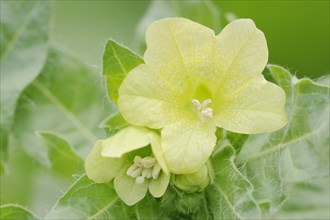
118,18,287,174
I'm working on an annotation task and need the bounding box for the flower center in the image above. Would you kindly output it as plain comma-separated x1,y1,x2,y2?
126,156,162,184
192,99,213,122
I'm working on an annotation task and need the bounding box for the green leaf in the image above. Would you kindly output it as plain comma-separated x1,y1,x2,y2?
0,0,50,173
226,130,249,153
0,204,39,220
102,40,143,104
236,65,329,215
273,177,329,220
12,48,111,167
134,195,168,220
45,174,128,219
99,112,129,135
37,131,84,177
46,174,168,219
161,186,210,219
208,145,261,219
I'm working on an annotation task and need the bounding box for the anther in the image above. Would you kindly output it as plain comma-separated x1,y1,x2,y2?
141,157,156,168
134,156,142,164
129,167,143,178
201,108,213,118
142,168,153,178
126,164,138,176
127,155,162,184
192,99,213,121
152,163,161,179
192,99,202,110
135,176,145,184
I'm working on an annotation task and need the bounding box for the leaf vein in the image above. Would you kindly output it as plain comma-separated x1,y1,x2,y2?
1,1,40,61
33,80,97,143
109,43,127,74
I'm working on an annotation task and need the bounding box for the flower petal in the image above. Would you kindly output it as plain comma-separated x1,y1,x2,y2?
144,17,215,70
214,75,287,134
119,18,217,129
85,140,123,183
101,126,152,157
148,172,170,198
161,120,217,174
118,64,181,128
213,19,268,102
149,133,170,175
114,168,149,206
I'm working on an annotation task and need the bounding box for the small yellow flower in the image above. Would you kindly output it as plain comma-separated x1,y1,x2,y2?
118,18,287,174
85,126,170,206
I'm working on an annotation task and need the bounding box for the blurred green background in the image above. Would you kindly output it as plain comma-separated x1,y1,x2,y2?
52,0,329,78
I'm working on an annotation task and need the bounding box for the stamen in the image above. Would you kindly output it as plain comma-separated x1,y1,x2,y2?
192,99,202,110
142,168,153,178
126,164,138,176
192,99,213,121
127,156,162,184
135,176,145,184
201,108,213,118
134,156,142,164
129,167,142,178
201,99,212,109
152,163,161,179
141,157,156,168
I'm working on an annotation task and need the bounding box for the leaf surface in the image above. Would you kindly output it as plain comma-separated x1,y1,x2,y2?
46,174,165,219
273,177,329,220
236,65,329,215
99,112,129,136
102,40,143,104
37,131,84,177
0,0,50,173
0,204,39,220
45,175,126,219
209,144,261,219
12,48,111,166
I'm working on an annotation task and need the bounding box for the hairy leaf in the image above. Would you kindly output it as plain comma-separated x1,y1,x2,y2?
273,177,329,220
45,174,165,219
209,145,261,219
0,204,39,220
0,0,49,173
12,48,111,166
134,196,168,220
237,65,329,215
45,175,125,219
102,40,143,104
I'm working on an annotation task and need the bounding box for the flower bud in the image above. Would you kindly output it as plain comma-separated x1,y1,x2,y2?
174,164,210,193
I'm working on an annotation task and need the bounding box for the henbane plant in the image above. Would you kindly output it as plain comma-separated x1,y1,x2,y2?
1,1,328,219
86,18,287,206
